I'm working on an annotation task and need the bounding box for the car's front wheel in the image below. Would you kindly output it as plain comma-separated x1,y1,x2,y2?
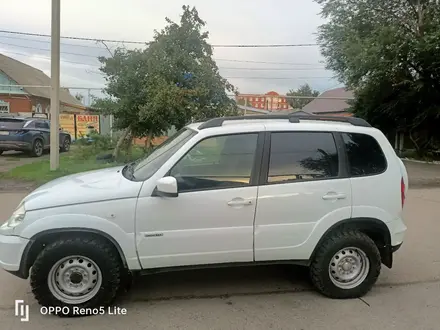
30,236,122,316
310,229,381,299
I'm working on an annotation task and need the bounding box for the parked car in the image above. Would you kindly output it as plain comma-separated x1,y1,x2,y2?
0,114,408,316
0,116,71,157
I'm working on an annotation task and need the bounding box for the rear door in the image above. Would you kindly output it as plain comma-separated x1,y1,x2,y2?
254,130,352,261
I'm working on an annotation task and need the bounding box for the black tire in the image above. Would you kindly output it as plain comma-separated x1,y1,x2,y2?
0,150,3,156
310,229,381,299
60,137,71,152
30,236,122,317
31,138,44,157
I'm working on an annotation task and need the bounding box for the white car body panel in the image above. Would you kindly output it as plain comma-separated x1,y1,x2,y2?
136,187,257,268
254,179,352,261
21,166,143,211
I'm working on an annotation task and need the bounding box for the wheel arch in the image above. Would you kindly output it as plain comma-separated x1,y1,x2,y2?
18,228,129,279
309,217,393,268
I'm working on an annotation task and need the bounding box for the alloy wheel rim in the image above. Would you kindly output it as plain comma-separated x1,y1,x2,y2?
35,141,43,155
328,247,370,289
47,255,102,304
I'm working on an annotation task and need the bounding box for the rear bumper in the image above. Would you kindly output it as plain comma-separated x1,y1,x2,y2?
0,141,31,151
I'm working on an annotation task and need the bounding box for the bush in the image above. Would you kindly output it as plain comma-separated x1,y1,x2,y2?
75,132,115,160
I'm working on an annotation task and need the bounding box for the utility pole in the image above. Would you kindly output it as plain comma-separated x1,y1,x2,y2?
50,0,61,171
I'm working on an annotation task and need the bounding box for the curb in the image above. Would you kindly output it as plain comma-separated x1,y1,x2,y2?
401,158,440,165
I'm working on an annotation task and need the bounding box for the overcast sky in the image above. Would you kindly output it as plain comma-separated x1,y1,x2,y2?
0,0,342,103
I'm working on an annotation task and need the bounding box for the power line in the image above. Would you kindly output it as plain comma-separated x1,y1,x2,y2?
0,34,106,50
0,33,324,66
215,58,324,66
224,76,334,80
220,67,325,71
0,29,318,48
0,41,103,58
0,50,101,67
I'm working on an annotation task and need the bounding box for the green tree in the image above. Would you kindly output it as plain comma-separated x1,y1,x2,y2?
95,5,237,157
315,0,440,154
286,83,320,109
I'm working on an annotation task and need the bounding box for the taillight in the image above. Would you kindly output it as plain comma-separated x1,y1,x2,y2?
401,177,406,208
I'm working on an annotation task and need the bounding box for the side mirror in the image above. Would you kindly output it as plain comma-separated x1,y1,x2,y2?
154,176,178,198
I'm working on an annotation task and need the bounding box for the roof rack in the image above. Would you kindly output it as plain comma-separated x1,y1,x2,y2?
197,114,371,129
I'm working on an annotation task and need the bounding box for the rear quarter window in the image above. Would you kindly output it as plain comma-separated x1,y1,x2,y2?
342,132,387,176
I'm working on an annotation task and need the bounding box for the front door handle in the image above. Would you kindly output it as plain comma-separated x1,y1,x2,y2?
227,198,253,207
322,192,347,200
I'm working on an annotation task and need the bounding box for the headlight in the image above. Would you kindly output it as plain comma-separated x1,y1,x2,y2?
1,202,26,229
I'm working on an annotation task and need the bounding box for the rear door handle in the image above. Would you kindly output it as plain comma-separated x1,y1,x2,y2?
322,192,347,200
227,198,253,207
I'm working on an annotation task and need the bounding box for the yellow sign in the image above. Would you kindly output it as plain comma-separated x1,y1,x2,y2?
76,114,100,138
59,114,75,138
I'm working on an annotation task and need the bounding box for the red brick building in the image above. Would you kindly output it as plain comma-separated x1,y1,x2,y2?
0,54,86,116
236,91,290,111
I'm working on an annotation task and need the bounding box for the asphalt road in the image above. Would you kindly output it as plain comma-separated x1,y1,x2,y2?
0,188,439,329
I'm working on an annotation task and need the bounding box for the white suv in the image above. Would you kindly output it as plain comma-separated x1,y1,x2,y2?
0,115,408,315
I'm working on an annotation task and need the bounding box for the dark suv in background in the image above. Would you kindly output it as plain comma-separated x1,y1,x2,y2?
0,116,71,157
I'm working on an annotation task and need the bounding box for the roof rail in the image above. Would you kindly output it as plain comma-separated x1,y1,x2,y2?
197,114,371,129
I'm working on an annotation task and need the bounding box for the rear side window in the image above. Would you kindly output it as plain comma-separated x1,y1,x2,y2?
267,132,339,183
342,133,387,176
35,121,49,129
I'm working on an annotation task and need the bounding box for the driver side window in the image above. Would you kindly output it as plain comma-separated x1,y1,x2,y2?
170,133,258,192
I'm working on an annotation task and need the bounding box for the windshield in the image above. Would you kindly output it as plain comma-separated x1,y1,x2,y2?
131,128,197,181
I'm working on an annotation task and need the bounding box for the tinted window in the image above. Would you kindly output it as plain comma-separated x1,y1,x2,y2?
0,119,26,129
342,133,387,176
170,133,258,192
35,121,49,129
268,132,339,183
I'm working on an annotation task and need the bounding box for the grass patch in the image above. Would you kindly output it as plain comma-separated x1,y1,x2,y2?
0,145,148,184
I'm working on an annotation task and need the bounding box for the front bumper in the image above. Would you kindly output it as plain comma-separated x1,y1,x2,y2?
0,234,29,273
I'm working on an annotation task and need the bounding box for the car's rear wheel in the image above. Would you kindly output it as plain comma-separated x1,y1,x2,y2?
31,139,44,157
60,137,71,152
310,229,381,299
30,236,122,317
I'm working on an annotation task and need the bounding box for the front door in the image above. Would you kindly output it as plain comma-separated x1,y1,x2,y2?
135,132,263,269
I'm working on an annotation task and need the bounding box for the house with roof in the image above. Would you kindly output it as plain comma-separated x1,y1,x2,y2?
237,104,312,116
302,87,353,116
0,54,86,116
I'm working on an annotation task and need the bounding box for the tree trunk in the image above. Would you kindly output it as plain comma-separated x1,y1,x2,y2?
112,127,130,159
144,131,153,150
126,130,133,158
